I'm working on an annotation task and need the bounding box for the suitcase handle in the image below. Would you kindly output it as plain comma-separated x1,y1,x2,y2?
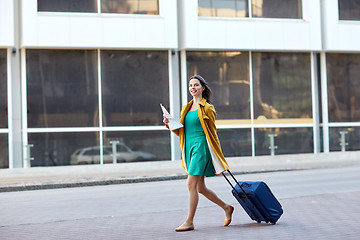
222,170,249,199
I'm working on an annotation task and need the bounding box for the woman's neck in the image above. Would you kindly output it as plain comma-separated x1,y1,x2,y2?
192,96,202,105
190,96,202,111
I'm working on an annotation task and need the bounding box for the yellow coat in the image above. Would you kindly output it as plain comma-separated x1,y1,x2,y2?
171,98,230,175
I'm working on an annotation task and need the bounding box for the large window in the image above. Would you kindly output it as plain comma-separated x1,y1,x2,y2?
101,50,168,126
252,52,312,122
327,53,360,122
338,0,360,20
38,0,159,15
198,0,302,19
187,51,250,122
26,50,98,128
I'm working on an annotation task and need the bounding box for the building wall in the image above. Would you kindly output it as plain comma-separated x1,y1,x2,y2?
0,0,14,46
322,0,360,51
179,0,322,51
21,0,178,49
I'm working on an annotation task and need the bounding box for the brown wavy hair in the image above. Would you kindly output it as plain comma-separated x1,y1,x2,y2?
189,75,213,104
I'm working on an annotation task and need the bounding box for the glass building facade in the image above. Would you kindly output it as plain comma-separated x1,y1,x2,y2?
1,0,360,169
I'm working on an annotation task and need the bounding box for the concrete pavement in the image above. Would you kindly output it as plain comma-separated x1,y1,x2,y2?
1,166,360,240
1,151,360,192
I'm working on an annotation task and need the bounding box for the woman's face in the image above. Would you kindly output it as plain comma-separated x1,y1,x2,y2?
189,78,205,98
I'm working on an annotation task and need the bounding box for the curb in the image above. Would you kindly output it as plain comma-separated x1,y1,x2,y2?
0,168,305,193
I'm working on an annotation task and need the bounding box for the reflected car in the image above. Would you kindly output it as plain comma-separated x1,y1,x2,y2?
70,143,156,165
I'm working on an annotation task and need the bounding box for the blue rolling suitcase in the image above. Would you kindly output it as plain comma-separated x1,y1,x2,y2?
222,170,283,224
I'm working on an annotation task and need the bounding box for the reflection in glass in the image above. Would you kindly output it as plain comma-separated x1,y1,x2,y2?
26,50,98,128
327,53,360,122
101,50,168,126
29,132,98,166
0,50,7,128
252,0,302,19
187,52,250,121
102,0,159,14
198,0,248,17
252,52,312,120
255,128,313,156
217,128,251,157
103,131,170,162
38,0,97,13
338,0,360,20
329,127,360,151
0,134,8,168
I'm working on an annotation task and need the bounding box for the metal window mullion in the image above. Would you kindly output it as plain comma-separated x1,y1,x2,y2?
180,50,188,106
168,50,176,161
320,52,329,153
248,0,252,18
21,48,29,167
97,49,103,164
310,52,320,153
249,51,255,157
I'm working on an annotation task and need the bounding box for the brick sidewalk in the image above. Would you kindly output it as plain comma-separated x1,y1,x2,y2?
1,152,360,192
1,191,359,240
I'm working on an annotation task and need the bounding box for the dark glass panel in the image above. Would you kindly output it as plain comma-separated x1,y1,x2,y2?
103,131,170,162
29,132,98,166
255,127,313,156
187,51,250,120
252,0,302,19
329,127,360,151
101,50,168,126
198,0,248,17
217,128,252,157
102,0,159,15
38,0,97,13
338,0,360,20
26,50,98,128
0,50,7,128
0,134,8,168
252,52,312,120
327,53,360,122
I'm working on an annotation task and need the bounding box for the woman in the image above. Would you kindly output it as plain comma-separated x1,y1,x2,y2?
163,75,234,232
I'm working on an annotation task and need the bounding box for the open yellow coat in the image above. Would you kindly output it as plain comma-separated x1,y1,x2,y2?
171,98,230,175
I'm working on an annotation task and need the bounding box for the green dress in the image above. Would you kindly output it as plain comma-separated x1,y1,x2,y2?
184,109,215,177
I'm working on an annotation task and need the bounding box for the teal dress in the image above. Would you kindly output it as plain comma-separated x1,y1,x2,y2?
184,109,215,177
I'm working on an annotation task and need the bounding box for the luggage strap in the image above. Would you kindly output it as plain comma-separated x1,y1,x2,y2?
222,170,249,199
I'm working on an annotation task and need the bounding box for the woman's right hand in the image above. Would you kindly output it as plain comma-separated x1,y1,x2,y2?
163,114,169,125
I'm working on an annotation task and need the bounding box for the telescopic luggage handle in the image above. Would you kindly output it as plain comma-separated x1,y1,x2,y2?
222,170,249,199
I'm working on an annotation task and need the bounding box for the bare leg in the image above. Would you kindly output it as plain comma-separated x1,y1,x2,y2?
197,176,234,226
175,175,202,231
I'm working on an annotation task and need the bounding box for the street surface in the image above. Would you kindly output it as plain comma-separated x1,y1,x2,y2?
1,166,360,239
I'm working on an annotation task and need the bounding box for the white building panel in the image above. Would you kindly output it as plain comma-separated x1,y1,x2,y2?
21,0,178,49
322,0,360,51
179,0,322,51
0,0,14,46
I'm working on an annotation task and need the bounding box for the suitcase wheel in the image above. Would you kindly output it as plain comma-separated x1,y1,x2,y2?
257,220,261,224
